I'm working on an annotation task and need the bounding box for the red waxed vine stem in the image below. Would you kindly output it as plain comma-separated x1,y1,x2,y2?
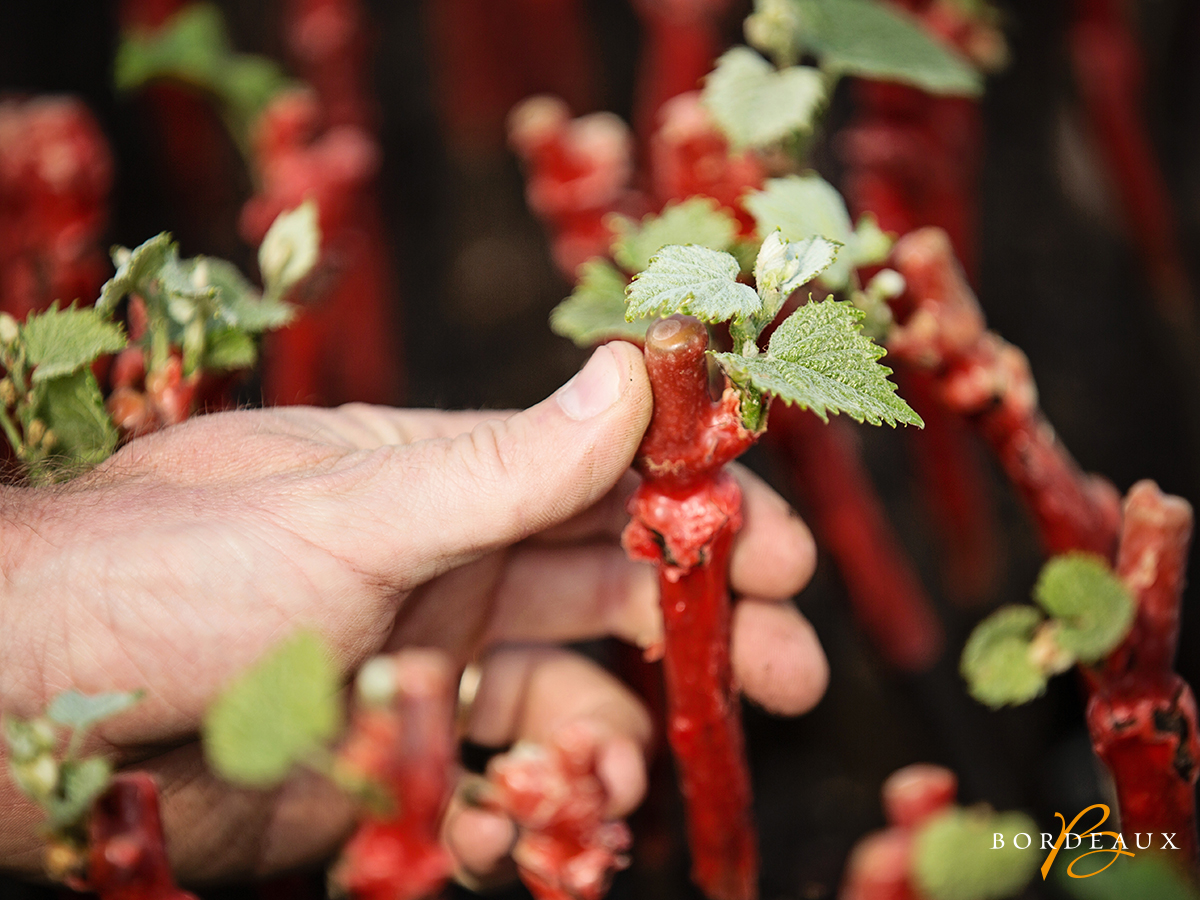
887,228,1122,559
1086,481,1200,868
840,764,959,900
70,773,197,900
621,315,759,900
887,227,1200,868
330,651,455,900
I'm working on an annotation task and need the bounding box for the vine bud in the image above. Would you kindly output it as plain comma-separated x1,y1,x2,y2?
40,428,56,450
26,418,45,447
3,716,58,761
1028,623,1075,676
13,754,59,800
0,378,16,407
355,656,397,708
0,312,17,346
45,840,87,883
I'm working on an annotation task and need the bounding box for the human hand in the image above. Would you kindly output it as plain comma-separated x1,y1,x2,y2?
0,342,826,884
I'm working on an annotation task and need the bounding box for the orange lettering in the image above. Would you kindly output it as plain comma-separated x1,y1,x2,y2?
1041,805,1135,879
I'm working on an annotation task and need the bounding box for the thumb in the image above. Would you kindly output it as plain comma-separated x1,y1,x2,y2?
306,342,652,586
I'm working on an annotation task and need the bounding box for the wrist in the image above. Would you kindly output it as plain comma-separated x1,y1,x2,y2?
0,483,38,601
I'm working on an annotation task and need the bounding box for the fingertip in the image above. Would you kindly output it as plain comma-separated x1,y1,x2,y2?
732,599,828,716
444,801,518,882
596,735,648,818
730,467,817,599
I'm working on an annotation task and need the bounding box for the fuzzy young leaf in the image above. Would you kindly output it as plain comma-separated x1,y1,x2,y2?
47,690,143,734
786,0,983,97
45,757,113,830
754,231,840,316
1033,553,1135,663
259,201,321,298
960,606,1047,708
551,259,652,346
626,245,761,323
610,198,739,273
203,631,340,787
913,807,1040,900
702,47,825,150
715,299,922,426
32,369,118,474
746,175,870,288
19,304,127,383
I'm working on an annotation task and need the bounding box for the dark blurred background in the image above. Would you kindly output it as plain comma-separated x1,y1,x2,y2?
2,1,1200,898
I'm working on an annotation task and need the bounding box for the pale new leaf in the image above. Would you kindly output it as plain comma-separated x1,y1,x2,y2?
47,690,143,732
702,47,825,150
259,201,321,297
753,231,840,316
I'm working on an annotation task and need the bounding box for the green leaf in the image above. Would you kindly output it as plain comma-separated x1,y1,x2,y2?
32,369,119,473
203,631,341,787
1033,553,1135,663
223,55,292,134
786,0,983,97
115,4,291,141
101,234,291,377
19,304,127,383
259,201,322,298
610,198,740,273
45,757,112,830
714,298,922,426
97,233,175,315
204,328,258,370
626,245,761,323
551,259,652,347
960,606,1048,708
47,690,143,733
701,47,826,150
912,807,1040,900
204,259,294,334
746,175,867,288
